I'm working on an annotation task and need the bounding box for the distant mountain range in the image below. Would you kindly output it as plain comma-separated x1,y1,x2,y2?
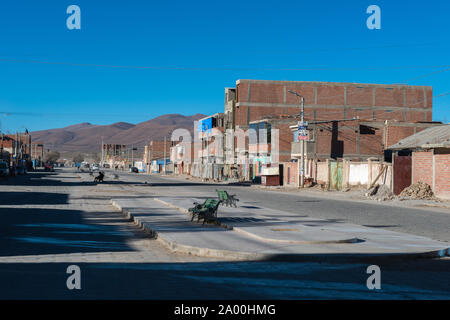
31,113,206,153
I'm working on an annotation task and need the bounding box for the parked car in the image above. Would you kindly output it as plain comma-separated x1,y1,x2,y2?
0,161,9,177
103,164,110,168
92,164,99,171
44,164,55,172
130,167,139,173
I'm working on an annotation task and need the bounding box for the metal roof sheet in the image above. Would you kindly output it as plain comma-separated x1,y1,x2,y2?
388,125,450,149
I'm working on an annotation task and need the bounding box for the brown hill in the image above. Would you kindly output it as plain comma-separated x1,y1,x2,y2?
107,113,205,146
31,113,206,153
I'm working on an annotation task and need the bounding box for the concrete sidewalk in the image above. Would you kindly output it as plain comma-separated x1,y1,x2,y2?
111,194,450,262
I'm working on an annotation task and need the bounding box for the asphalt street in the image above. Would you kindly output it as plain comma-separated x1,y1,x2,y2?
0,168,448,299
115,170,450,243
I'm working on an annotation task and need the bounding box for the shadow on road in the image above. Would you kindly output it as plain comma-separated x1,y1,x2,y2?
0,258,448,299
0,207,136,256
0,192,68,205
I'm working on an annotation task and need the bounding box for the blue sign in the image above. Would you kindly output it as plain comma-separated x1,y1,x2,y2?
297,125,308,141
198,118,213,132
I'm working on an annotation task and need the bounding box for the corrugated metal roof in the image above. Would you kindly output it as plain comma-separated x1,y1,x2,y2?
388,125,450,150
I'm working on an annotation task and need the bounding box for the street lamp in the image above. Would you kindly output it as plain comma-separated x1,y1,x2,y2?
288,90,306,188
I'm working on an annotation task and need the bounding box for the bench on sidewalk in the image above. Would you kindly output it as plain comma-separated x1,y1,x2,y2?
188,199,222,224
216,190,239,207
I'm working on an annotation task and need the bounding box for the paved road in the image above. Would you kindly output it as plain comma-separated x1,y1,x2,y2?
113,170,450,243
0,169,448,299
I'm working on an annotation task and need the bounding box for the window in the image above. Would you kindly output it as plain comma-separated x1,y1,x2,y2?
249,122,271,144
249,123,258,145
360,125,376,135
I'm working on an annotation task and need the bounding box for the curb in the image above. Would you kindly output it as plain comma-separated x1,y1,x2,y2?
112,200,260,261
112,200,450,263
155,198,362,245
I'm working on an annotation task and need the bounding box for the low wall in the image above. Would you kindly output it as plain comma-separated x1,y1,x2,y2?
284,159,392,189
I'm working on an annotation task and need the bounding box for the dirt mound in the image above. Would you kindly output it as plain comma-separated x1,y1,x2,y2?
399,182,435,200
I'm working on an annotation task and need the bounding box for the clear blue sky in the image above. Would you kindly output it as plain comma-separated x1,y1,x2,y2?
0,0,449,132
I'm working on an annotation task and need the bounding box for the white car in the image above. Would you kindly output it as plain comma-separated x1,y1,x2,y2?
92,165,99,171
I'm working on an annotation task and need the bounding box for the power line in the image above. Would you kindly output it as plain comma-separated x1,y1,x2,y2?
397,67,450,83
0,57,449,72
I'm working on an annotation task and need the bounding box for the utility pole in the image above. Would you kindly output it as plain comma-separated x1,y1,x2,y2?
300,95,306,188
288,90,306,188
207,125,210,165
164,136,166,174
101,137,104,167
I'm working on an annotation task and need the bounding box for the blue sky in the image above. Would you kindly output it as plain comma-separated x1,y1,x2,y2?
0,0,449,132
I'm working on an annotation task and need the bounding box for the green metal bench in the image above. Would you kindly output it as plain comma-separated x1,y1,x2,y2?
188,199,222,224
216,190,239,207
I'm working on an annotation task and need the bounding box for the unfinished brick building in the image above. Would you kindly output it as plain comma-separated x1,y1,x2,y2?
228,79,432,125
222,79,439,182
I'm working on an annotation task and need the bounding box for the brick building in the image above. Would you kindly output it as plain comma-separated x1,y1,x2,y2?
229,79,432,126
388,125,450,199
0,132,32,165
144,140,173,162
142,140,174,173
170,79,438,183
221,79,437,182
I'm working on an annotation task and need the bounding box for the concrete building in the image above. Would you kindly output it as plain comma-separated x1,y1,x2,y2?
170,141,194,175
191,113,227,180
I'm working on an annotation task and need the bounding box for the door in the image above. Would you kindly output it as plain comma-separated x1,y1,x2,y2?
279,164,284,186
393,155,411,195
330,161,343,190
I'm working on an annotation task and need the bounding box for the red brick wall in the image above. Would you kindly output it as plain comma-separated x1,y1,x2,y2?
434,153,450,199
233,80,434,161
283,162,298,186
317,85,345,105
249,83,285,104
316,108,345,120
406,111,425,122
314,122,383,157
235,81,432,126
285,84,315,105
374,87,404,107
385,126,415,148
149,140,171,160
235,106,248,126
347,86,372,106
360,131,384,155
412,151,433,186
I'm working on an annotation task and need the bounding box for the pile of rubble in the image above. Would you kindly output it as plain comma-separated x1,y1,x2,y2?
399,182,435,200
365,184,394,201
